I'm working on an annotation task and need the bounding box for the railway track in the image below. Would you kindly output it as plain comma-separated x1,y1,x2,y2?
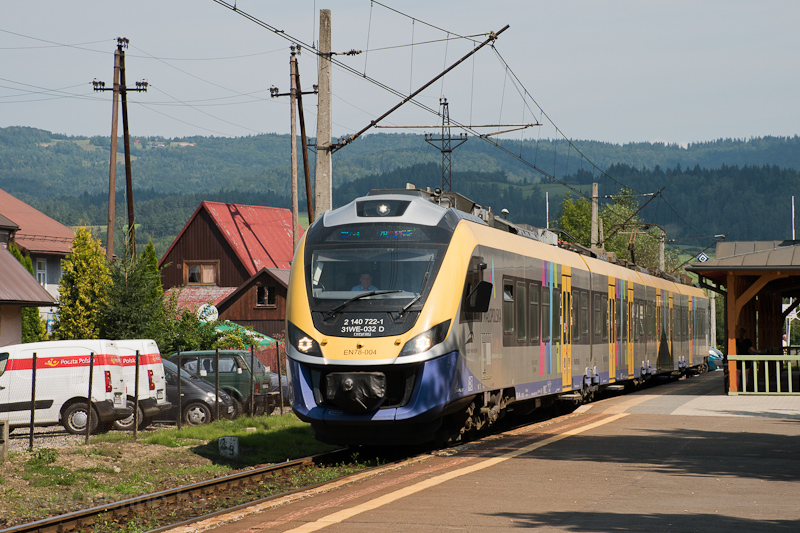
0,448,363,533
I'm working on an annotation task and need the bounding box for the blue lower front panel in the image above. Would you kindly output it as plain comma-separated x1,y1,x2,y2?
288,351,463,445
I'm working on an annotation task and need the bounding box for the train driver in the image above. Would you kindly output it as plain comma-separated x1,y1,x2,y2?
352,273,378,292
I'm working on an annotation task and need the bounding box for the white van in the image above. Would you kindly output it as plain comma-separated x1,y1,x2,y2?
0,340,131,434
113,339,172,430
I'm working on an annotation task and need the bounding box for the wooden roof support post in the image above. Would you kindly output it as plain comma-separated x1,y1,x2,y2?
727,271,789,393
727,272,739,392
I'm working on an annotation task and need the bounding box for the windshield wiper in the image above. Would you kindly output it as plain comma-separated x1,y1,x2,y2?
399,255,435,317
398,294,422,317
325,290,402,318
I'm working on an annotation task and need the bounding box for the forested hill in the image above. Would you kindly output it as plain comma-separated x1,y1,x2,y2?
2,125,799,258
3,126,800,198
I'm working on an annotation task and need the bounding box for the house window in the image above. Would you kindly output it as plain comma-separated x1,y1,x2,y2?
257,286,276,307
185,261,218,285
36,259,47,286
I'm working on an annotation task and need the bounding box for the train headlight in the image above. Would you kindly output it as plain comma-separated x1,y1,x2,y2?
288,322,323,357
399,320,451,357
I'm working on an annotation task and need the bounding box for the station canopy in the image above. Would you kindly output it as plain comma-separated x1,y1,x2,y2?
687,240,800,357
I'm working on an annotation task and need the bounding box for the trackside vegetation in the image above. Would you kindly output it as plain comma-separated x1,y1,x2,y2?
0,414,356,530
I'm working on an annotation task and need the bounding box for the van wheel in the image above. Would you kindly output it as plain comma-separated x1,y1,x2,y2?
63,402,99,435
113,401,149,431
183,402,212,425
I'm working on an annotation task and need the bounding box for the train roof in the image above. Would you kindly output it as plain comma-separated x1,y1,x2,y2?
341,187,701,293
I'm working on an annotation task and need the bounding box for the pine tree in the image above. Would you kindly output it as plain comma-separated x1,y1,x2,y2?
8,242,47,342
99,240,164,341
54,227,111,340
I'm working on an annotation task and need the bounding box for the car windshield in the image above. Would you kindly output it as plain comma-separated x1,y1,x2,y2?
163,359,202,380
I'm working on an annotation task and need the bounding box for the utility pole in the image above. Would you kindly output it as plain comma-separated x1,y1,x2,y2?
270,47,319,248
119,50,147,259
290,50,299,251
315,9,332,219
94,37,146,260
591,182,599,251
93,41,122,260
295,58,316,224
424,98,467,191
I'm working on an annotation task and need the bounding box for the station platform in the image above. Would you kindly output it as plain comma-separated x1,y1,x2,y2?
188,370,800,533
594,369,800,419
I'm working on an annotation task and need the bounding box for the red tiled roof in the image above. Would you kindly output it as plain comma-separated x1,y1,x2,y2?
166,286,237,313
0,247,57,306
0,188,74,255
160,201,301,275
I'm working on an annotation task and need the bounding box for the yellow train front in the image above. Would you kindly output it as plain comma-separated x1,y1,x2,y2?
285,189,710,446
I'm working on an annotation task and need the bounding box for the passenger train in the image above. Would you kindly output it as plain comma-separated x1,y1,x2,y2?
285,188,710,446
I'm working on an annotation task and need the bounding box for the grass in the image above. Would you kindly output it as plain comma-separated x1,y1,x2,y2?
1,413,343,530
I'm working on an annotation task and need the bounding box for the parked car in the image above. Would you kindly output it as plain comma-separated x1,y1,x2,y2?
168,350,273,417
267,371,292,406
708,347,725,371
113,339,172,430
0,340,131,434
156,360,235,425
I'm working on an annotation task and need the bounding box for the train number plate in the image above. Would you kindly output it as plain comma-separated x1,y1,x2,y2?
339,315,386,337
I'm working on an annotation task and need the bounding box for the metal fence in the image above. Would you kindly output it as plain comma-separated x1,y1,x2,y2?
1,345,289,451
727,352,800,395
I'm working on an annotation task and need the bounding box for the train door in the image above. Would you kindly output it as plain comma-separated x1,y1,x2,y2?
688,297,695,366
608,279,616,382
627,285,635,378
668,293,674,362
561,266,572,390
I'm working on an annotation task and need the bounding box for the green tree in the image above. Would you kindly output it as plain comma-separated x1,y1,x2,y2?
554,192,592,246
158,292,220,355
599,188,675,271
554,187,680,273
54,227,111,340
8,242,47,342
99,241,165,342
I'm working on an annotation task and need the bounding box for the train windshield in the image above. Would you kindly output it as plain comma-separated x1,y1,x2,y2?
304,221,453,311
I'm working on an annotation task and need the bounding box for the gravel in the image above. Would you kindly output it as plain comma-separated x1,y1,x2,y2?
3,423,174,454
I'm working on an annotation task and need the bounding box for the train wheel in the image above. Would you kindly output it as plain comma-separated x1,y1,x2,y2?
580,385,594,404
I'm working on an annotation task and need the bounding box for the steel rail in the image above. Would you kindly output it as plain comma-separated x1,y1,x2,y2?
0,450,348,533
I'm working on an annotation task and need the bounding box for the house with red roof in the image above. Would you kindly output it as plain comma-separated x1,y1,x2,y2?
0,246,56,346
0,188,74,324
159,201,302,339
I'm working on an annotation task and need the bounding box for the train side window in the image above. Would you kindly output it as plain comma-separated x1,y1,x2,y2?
593,294,602,340
602,295,609,341
580,291,589,339
564,291,580,342
624,298,630,341
516,281,527,342
554,291,562,341
529,283,540,342
637,302,645,341
616,298,622,342
503,282,514,335
684,307,689,340
542,290,551,342
0,352,8,376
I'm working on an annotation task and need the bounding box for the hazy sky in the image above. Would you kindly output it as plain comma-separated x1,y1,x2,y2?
2,0,798,145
